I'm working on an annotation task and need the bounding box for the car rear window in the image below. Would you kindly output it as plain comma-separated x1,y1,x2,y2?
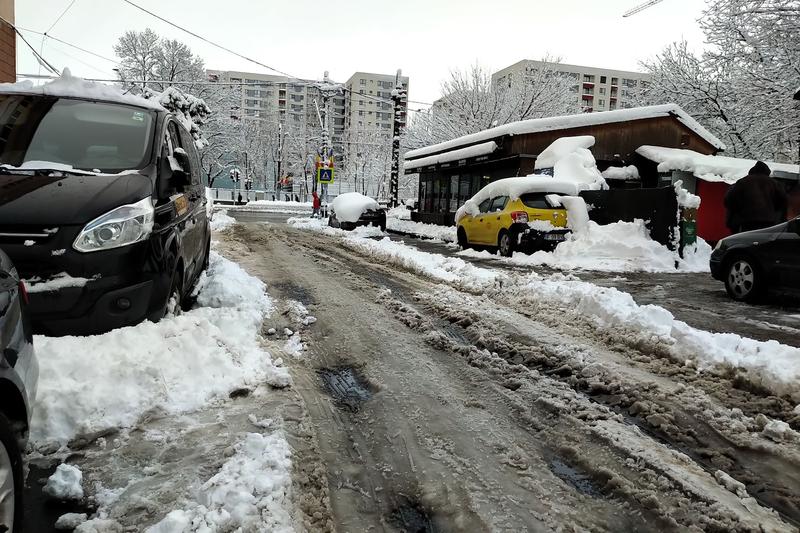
520,193,552,209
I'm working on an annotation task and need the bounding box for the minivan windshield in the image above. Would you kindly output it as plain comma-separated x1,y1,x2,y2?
0,94,155,174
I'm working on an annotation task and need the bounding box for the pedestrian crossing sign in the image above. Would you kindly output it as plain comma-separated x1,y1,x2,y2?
317,167,334,184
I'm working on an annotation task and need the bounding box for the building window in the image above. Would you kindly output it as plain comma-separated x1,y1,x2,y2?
360,79,366,85
611,77,619,85
359,89,364,94
609,102,617,110
583,87,594,95
358,110,364,116
598,99,605,106
600,76,607,84
599,87,606,95
622,78,638,87
583,74,595,83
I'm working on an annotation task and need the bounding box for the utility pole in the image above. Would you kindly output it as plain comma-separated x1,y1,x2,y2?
313,71,342,208
389,69,407,207
276,122,283,199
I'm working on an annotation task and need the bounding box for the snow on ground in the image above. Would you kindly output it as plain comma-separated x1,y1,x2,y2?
30,251,290,447
289,219,800,398
459,220,712,273
386,217,457,242
229,200,313,215
210,209,237,231
145,432,295,533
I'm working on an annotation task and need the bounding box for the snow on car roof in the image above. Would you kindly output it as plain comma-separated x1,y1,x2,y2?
405,104,726,161
0,69,165,111
332,192,381,223
637,145,800,184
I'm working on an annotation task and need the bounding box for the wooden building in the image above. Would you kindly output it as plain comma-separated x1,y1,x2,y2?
404,104,725,226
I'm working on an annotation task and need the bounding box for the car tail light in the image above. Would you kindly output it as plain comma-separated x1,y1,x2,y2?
18,280,29,305
511,211,529,223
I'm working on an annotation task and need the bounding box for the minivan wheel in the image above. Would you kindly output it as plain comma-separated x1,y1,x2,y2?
0,413,23,533
498,230,514,258
165,262,184,317
724,257,763,302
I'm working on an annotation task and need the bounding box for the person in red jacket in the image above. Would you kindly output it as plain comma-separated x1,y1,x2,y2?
724,161,788,233
312,190,321,218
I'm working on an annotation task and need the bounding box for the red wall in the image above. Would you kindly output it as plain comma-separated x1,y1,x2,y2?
696,180,731,243
0,22,15,83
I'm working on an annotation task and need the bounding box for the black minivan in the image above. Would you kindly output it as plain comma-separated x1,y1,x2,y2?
0,89,210,335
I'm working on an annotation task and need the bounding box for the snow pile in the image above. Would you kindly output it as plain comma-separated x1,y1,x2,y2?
145,432,294,533
30,252,289,447
550,195,590,233
674,180,701,209
602,165,640,181
332,192,380,223
533,136,607,189
0,68,163,110
289,218,497,289
637,145,799,184
44,464,84,500
455,176,582,222
386,217,457,242
211,210,236,231
25,273,93,293
386,204,412,220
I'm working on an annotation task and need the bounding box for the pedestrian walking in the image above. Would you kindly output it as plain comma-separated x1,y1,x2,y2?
724,161,787,233
312,191,321,217
237,193,243,205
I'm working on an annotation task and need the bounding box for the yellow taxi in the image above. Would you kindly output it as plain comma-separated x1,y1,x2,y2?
456,192,569,257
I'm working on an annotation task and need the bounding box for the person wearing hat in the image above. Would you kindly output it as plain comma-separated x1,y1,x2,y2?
724,161,788,233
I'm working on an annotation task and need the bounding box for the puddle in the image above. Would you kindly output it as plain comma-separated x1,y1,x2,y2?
272,281,315,305
386,499,437,533
318,367,373,412
23,463,96,532
548,458,605,498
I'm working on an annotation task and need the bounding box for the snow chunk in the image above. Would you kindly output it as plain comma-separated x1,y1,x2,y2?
30,252,289,447
331,192,380,223
44,464,84,501
25,273,92,293
211,210,236,231
762,419,796,443
674,180,701,209
602,165,640,181
55,513,88,530
714,470,748,499
145,432,294,533
0,68,163,110
23,240,34,246
637,145,799,184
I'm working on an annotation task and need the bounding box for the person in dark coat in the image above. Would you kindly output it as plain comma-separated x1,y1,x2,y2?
724,161,787,233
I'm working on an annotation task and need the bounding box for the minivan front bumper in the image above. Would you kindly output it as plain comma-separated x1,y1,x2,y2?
2,228,170,336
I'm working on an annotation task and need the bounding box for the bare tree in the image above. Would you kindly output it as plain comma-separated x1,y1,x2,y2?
639,0,800,161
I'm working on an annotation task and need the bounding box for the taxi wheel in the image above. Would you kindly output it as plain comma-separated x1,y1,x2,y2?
457,228,470,250
498,230,514,258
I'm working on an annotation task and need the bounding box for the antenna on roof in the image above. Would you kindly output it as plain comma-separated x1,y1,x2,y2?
623,0,665,17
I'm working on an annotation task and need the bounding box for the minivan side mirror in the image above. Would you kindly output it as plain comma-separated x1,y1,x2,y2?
168,153,191,186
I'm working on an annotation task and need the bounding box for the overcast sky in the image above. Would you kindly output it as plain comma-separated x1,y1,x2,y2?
15,0,708,106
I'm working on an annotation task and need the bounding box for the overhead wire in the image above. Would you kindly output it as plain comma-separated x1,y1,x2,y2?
0,15,60,75
45,0,78,34
16,27,120,65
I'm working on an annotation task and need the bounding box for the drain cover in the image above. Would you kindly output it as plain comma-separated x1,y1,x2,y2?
319,367,373,412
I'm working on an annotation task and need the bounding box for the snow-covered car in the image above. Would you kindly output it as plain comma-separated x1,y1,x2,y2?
0,249,38,533
455,176,581,257
328,192,386,231
0,79,210,335
710,216,800,302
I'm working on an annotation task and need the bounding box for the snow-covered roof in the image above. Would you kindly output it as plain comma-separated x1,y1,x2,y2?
404,141,497,170
405,104,726,161
637,146,799,184
0,69,165,111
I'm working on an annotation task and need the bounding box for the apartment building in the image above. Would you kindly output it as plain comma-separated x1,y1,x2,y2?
492,60,651,113
0,0,15,83
343,71,409,132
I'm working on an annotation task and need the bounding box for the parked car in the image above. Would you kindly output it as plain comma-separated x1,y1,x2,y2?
0,89,210,336
710,217,800,302
328,192,387,231
0,249,38,533
456,177,580,257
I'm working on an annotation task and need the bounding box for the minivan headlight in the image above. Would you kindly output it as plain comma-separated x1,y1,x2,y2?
73,197,154,253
